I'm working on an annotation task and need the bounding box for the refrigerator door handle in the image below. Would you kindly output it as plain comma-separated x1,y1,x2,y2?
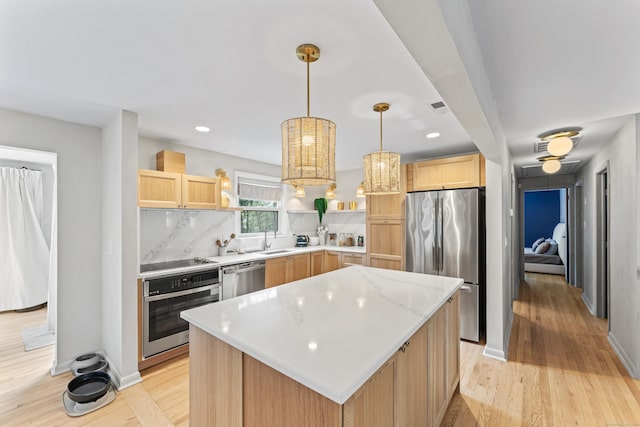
460,285,473,293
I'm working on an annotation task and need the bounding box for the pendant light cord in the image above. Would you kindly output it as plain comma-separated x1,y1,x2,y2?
379,110,383,151
306,52,310,117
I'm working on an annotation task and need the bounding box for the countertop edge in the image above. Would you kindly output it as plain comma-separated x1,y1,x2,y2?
139,245,366,279
181,274,462,404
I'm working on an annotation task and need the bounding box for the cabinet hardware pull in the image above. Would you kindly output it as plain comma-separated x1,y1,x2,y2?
447,297,453,303
399,341,410,353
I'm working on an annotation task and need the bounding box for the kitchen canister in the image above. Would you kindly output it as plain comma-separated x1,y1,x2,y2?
337,201,345,210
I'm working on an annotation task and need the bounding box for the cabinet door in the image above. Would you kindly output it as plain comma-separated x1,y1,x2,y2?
340,253,365,268
396,323,428,427
324,251,340,273
367,255,402,271
182,174,220,209
411,153,482,191
286,253,311,283
446,291,460,398
343,359,396,427
138,169,182,208
265,257,287,288
428,306,448,427
366,220,404,271
310,251,325,277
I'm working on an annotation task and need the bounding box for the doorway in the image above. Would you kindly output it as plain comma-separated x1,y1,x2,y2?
0,145,58,370
595,167,609,322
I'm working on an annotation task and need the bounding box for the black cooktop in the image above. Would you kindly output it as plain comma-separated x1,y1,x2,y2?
140,257,217,273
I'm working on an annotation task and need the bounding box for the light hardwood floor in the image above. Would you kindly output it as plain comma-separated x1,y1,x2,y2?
1,273,639,426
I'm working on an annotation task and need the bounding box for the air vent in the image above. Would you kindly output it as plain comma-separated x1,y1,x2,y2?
534,135,581,153
429,101,449,114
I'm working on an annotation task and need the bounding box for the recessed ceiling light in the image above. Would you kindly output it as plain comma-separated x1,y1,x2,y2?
194,126,210,133
426,132,440,139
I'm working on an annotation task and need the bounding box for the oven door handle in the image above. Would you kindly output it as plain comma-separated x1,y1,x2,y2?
144,284,219,302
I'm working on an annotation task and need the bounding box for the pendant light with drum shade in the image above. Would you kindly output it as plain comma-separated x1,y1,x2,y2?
281,44,336,186
363,103,400,194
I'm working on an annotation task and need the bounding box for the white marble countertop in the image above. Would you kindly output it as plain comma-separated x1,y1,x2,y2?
139,245,366,279
181,265,462,404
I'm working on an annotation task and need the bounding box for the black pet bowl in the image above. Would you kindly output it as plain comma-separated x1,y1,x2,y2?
67,371,112,403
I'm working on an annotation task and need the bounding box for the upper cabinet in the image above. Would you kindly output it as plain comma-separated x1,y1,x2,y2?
407,153,485,192
138,169,221,209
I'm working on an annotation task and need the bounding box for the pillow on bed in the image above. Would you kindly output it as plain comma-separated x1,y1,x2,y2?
531,237,545,251
545,238,558,255
535,241,551,254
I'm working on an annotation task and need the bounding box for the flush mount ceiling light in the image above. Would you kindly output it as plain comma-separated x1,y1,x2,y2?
294,184,306,198
356,181,365,198
281,43,336,187
363,103,401,195
547,136,573,156
194,126,210,133
539,128,581,156
215,168,232,190
542,159,562,174
325,183,336,199
426,132,440,139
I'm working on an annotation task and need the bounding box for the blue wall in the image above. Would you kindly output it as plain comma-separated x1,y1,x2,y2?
524,190,562,246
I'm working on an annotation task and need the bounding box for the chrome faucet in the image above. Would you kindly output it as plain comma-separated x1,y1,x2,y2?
264,230,272,250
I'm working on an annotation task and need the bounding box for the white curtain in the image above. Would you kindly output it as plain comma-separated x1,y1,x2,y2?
0,167,50,311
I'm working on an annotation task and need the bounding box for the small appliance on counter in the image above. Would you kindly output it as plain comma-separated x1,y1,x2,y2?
295,234,310,247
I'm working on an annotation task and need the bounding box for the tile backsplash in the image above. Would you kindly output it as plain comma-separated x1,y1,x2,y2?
140,209,236,263
140,209,366,263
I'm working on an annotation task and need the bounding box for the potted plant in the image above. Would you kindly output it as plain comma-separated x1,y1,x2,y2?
314,198,328,244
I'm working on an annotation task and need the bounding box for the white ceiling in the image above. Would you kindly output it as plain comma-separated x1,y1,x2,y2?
0,0,477,172
466,0,640,177
3,1,639,178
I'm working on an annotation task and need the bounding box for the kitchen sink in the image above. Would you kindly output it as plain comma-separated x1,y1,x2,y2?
258,249,291,255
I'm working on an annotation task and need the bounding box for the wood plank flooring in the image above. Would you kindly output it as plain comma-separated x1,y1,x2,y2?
442,273,640,426
1,273,639,426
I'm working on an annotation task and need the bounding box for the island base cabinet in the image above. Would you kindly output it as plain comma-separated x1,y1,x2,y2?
244,355,342,427
189,326,243,427
187,294,460,427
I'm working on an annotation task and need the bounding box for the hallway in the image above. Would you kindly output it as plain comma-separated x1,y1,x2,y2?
443,272,640,426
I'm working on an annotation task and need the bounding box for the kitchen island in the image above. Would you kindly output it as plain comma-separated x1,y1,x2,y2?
181,265,462,427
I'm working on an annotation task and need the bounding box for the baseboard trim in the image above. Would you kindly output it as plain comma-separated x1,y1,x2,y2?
581,293,595,316
100,352,142,390
503,308,514,357
483,345,506,361
608,332,639,379
49,351,142,390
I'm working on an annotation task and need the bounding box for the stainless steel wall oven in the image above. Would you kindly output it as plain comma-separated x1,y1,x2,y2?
142,268,221,358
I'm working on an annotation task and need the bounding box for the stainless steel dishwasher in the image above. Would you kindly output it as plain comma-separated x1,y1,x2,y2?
221,260,266,300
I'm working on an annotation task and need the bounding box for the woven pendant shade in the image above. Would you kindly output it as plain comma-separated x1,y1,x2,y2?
281,44,336,187
281,116,336,186
363,102,400,195
363,151,400,194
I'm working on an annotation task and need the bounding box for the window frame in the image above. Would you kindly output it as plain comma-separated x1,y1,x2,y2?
234,171,286,237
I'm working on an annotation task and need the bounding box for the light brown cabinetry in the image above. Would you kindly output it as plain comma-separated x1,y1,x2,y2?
366,165,406,271
428,291,461,426
265,253,311,288
188,290,460,427
340,252,366,268
137,169,221,209
265,256,288,288
310,251,325,276
324,251,341,273
407,153,485,192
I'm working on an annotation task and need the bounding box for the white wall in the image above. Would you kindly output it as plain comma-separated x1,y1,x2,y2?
102,110,141,388
577,116,639,378
0,108,103,371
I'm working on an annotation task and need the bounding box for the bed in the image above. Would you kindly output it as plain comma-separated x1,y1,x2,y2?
524,223,566,275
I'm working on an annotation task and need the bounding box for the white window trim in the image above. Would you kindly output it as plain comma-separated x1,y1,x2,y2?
234,171,287,237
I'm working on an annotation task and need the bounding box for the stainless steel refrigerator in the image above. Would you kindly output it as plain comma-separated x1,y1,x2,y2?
406,188,485,342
